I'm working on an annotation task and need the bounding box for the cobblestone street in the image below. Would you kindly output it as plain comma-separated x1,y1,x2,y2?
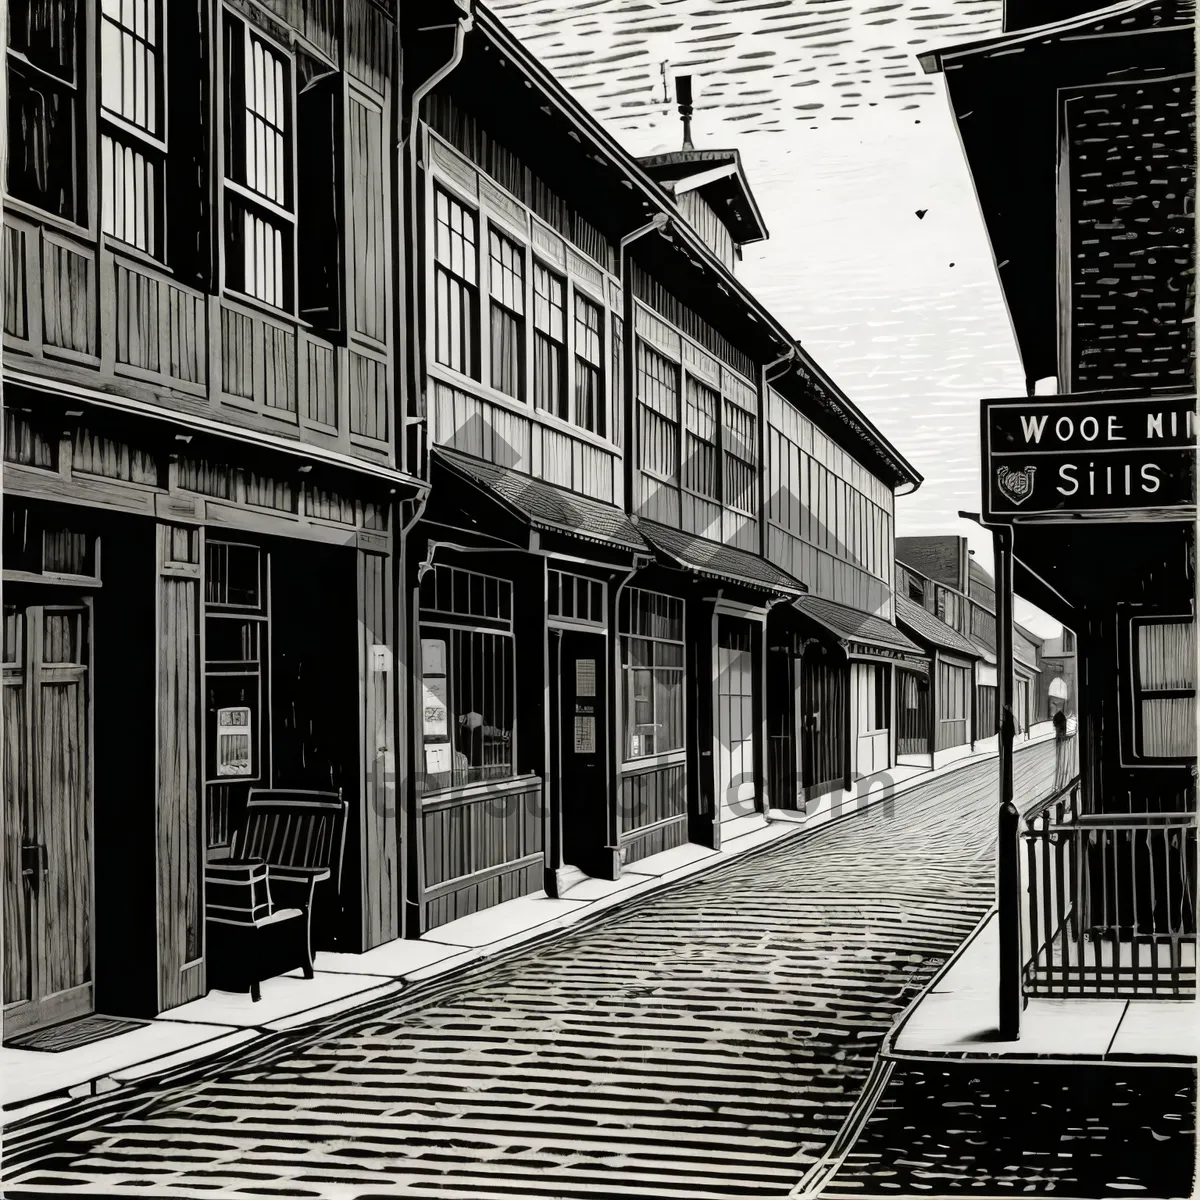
5,746,1061,1200
824,1060,1196,1197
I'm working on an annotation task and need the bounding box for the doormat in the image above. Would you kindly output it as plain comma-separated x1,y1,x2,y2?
4,1014,147,1053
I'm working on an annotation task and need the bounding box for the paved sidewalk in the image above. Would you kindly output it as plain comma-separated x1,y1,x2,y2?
3,741,1057,1199
890,909,1199,1064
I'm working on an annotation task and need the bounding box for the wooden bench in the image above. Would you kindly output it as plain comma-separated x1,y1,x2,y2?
229,788,348,974
204,860,308,1002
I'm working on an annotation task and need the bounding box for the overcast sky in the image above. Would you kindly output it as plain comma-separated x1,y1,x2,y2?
492,0,1061,637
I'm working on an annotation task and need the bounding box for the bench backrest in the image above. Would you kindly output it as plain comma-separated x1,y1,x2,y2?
235,789,348,893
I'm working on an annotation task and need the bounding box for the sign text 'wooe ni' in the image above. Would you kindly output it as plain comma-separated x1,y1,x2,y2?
981,394,1197,520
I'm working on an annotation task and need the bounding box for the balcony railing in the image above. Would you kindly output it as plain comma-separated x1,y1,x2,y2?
1021,750,1197,1000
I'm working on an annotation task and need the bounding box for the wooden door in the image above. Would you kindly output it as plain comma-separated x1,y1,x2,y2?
766,648,801,812
716,616,756,823
800,645,845,799
3,600,93,1034
559,629,608,871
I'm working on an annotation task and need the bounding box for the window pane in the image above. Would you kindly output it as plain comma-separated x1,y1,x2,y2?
1138,621,1195,690
1141,697,1196,757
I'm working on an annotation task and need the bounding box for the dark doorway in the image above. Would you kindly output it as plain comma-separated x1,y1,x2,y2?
767,648,800,812
800,642,845,800
555,628,608,873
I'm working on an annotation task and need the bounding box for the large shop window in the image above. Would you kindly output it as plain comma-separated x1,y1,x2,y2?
434,187,480,378
7,0,85,223
489,228,525,399
224,16,294,310
620,588,684,759
204,540,269,851
1132,617,1196,759
100,0,164,258
419,565,515,791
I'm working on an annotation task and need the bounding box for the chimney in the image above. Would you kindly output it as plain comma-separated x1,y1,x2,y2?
676,74,695,151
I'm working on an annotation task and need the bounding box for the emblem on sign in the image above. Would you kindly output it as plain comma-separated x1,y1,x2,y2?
996,465,1036,505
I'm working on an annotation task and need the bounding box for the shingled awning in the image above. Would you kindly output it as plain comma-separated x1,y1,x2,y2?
793,595,927,669
433,448,648,552
637,520,806,595
896,595,982,660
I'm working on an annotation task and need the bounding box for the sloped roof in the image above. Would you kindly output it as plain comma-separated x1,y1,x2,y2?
637,520,805,595
896,595,982,659
638,149,768,246
434,448,647,551
896,538,963,590
793,596,922,655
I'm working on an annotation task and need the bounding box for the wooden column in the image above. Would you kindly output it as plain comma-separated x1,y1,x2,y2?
995,524,1021,1040
154,522,205,1012
358,545,399,950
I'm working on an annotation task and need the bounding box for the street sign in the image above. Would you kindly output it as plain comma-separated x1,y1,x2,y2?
981,393,1196,521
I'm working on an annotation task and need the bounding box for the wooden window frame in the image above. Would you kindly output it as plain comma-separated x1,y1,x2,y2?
432,183,481,381
682,373,720,503
619,587,685,762
635,340,681,486
6,0,90,228
418,564,517,793
488,225,525,400
572,288,605,438
531,259,565,418
221,11,297,314
98,0,165,258
1123,612,1197,765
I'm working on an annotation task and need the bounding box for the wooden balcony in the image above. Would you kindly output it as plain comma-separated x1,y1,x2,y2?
3,210,393,471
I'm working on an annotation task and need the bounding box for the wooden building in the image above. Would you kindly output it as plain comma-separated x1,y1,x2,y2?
400,6,921,932
896,553,1042,750
1,0,450,1032
923,0,1196,1011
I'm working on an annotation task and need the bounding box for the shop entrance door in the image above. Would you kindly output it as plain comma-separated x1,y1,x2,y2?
557,629,608,871
716,616,758,823
3,599,93,1034
800,644,846,800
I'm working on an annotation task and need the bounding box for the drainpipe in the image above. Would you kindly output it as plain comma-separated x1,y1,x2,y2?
621,213,671,512
399,8,473,482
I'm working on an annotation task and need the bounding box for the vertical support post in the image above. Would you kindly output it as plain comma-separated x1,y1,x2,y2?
995,523,1021,1041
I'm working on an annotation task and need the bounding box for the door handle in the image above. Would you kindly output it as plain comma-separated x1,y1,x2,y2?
21,843,46,886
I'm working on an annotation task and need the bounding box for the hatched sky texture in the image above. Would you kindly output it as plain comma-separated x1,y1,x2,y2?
491,0,1061,636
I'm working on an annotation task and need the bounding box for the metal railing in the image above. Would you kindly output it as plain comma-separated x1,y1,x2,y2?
1021,770,1197,999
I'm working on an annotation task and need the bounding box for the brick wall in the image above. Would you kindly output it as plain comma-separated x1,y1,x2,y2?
1066,75,1196,391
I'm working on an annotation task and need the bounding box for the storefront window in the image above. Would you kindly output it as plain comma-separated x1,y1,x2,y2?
936,660,970,750
419,565,515,791
1133,618,1196,759
620,588,684,759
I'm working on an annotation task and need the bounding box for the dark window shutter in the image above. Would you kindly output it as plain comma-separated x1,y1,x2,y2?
297,71,343,337
166,0,211,286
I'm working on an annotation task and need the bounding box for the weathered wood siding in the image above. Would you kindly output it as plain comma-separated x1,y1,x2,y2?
2,620,29,1008
767,387,894,619
618,761,687,866
431,380,618,504
359,548,399,948
421,779,544,930
155,524,204,1011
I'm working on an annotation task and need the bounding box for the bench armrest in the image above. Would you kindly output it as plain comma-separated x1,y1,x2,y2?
206,859,273,924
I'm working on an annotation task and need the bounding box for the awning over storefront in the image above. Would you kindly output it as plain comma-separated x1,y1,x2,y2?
895,595,982,660
433,447,648,553
792,595,927,669
637,519,807,595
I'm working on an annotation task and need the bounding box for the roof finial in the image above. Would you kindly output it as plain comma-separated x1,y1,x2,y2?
676,74,694,151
